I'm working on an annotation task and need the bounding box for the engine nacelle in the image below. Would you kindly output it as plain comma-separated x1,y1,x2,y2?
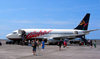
47,39,59,44
74,31,78,34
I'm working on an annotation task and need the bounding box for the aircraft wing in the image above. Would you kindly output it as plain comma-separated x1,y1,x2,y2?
51,29,100,39
87,29,100,32
45,33,86,40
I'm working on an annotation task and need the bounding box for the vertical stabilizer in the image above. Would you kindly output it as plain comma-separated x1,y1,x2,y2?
75,13,90,30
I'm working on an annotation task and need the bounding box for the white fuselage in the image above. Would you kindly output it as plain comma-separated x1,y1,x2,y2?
6,29,89,40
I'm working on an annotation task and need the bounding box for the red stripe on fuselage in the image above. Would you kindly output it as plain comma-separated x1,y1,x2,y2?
26,30,52,39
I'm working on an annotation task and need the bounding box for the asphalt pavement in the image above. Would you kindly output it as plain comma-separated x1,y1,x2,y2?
0,40,100,59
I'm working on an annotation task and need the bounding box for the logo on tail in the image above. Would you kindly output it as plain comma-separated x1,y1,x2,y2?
75,13,90,30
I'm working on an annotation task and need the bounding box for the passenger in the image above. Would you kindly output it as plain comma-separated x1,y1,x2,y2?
40,40,45,55
32,40,37,56
88,39,91,46
63,40,67,48
36,40,40,49
0,41,2,46
79,41,81,46
90,40,93,48
58,39,63,51
41,40,45,50
81,42,83,45
93,40,96,48
83,42,86,46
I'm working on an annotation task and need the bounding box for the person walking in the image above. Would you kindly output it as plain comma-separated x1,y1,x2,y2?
90,40,93,48
93,40,96,48
41,40,45,50
58,39,63,51
32,40,37,56
40,40,45,55
36,40,41,55
63,40,67,48
36,40,40,49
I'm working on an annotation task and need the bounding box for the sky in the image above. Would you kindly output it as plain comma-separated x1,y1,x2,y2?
0,0,100,39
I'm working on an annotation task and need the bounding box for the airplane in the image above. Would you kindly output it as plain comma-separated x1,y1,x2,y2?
6,13,98,44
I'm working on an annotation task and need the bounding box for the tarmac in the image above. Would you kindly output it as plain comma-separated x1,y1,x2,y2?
0,40,100,59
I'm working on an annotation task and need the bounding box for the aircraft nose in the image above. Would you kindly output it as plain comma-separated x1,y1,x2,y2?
6,34,11,38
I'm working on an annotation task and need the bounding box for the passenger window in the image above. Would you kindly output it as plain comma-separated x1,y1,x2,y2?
13,32,17,34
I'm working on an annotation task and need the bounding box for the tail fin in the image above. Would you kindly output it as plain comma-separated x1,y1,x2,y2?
75,13,90,30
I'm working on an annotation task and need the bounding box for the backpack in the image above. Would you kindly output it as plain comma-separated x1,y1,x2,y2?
32,42,37,47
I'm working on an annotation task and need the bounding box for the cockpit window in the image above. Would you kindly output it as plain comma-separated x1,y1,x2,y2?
13,32,17,34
